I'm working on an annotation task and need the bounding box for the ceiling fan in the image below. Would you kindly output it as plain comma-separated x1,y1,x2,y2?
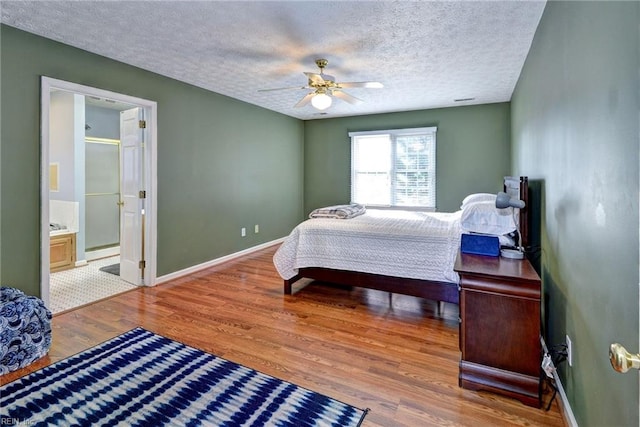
259,59,383,111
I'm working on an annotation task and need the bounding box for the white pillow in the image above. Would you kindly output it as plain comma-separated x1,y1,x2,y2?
460,193,497,209
461,201,517,235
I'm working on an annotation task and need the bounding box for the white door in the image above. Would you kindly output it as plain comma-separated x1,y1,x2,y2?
119,107,144,285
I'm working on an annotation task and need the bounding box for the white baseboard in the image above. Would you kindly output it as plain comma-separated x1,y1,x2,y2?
541,337,578,427
86,246,120,261
155,238,285,285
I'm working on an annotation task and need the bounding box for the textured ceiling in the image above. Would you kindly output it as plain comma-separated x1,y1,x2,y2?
1,1,546,120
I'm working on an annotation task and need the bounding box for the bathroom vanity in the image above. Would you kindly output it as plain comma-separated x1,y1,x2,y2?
49,200,79,272
50,231,76,272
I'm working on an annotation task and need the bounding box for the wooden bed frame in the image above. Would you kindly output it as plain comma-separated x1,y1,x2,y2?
284,176,529,305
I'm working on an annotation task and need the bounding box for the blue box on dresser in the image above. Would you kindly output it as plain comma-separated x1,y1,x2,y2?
461,233,500,257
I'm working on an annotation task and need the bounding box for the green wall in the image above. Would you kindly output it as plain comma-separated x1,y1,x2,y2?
511,2,639,425
303,103,511,215
0,26,3,280
0,25,305,295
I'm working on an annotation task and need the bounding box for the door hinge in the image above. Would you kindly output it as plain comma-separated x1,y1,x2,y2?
139,120,146,129
139,260,146,269
139,190,146,199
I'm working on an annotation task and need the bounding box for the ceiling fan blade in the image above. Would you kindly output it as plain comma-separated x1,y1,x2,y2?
294,93,315,108
337,81,384,89
332,90,363,105
258,86,308,92
304,72,326,86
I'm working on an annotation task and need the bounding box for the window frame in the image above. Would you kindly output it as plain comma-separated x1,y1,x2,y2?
349,126,437,211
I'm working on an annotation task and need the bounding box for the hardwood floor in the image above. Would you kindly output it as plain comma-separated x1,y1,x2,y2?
2,245,565,426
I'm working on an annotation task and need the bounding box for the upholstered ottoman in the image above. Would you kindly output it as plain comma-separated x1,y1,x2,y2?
0,287,52,374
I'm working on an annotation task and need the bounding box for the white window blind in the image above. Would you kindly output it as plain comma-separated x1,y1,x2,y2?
350,127,436,210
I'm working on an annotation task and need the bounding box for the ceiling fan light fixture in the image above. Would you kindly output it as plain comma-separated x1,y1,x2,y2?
260,59,381,111
311,93,332,110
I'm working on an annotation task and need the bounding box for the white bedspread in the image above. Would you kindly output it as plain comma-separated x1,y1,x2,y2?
273,209,462,284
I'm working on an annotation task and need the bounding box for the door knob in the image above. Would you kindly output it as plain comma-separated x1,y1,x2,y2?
609,343,640,373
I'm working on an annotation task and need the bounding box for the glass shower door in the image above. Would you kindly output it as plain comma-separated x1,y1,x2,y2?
85,137,120,252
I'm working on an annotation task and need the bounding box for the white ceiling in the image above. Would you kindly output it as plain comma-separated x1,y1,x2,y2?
1,1,546,120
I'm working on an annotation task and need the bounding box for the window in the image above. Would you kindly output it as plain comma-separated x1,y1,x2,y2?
350,127,436,210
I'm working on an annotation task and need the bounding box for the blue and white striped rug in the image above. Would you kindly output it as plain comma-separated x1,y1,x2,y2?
0,327,368,426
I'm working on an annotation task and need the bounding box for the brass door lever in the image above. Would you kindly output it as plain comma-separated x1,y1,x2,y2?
609,343,640,373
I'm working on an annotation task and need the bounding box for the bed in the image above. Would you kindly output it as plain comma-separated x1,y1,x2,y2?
273,176,529,305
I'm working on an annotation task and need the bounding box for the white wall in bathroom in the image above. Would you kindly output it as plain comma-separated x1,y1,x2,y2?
50,91,77,202
49,91,86,263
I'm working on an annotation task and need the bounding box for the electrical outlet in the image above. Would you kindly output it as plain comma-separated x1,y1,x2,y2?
566,334,573,367
241,227,246,237
254,224,259,234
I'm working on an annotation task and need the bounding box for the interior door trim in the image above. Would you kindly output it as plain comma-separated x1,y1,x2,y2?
40,76,158,307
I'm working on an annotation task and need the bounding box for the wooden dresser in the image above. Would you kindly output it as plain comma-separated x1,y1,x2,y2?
454,251,542,407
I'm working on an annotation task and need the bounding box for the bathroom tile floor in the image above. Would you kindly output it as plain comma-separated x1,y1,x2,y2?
49,256,137,314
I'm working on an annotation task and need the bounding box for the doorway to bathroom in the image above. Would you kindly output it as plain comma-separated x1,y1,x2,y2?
40,77,157,313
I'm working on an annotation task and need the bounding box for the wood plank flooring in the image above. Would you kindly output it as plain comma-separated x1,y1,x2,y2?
1,245,566,426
